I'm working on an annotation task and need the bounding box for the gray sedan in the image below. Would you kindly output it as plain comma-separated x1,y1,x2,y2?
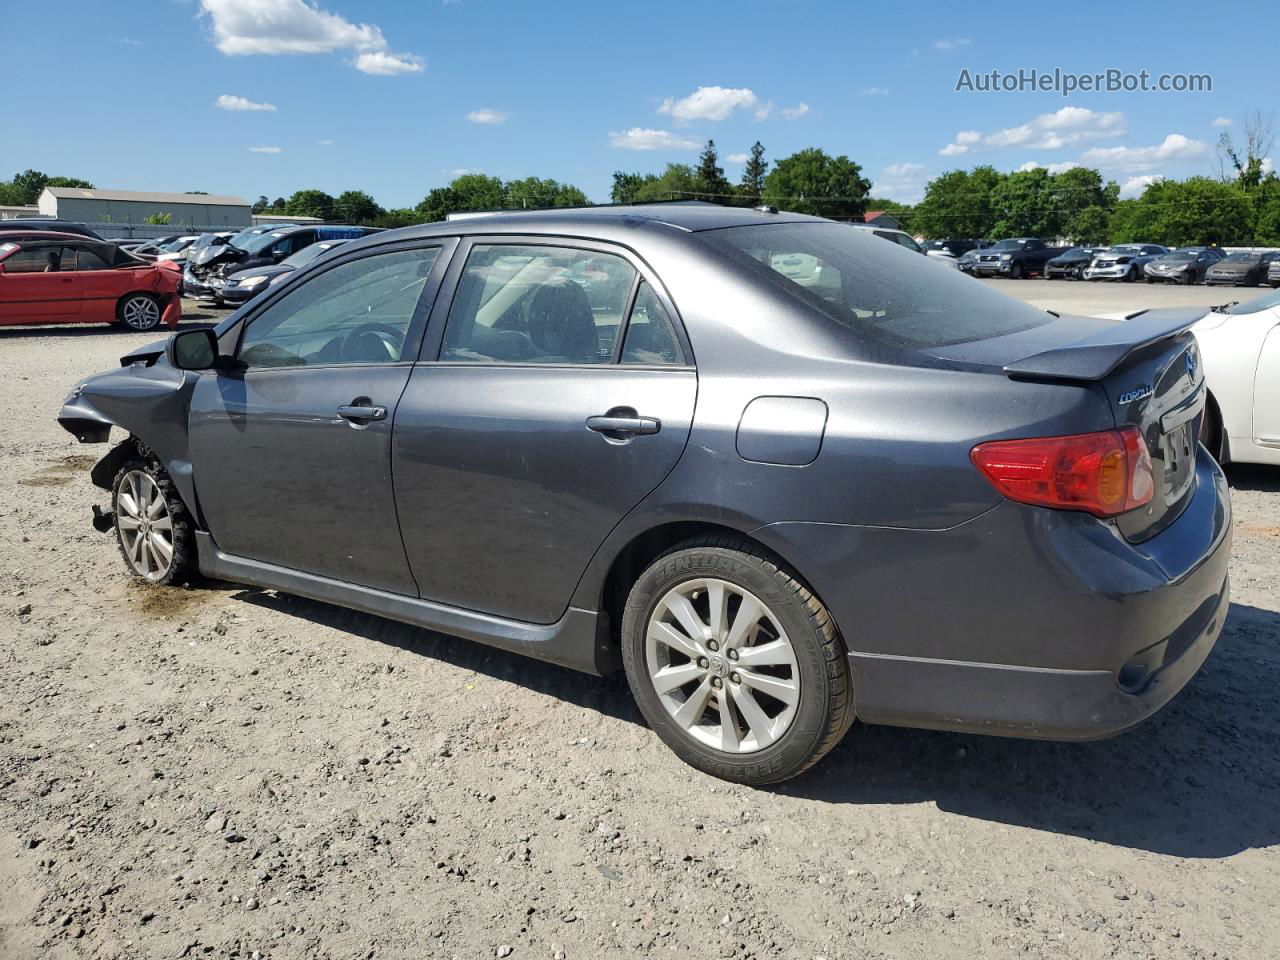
57,205,1230,784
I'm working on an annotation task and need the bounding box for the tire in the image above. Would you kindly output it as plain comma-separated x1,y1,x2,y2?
620,536,854,785
111,457,197,585
117,293,163,331
1199,394,1226,464
1009,262,1025,279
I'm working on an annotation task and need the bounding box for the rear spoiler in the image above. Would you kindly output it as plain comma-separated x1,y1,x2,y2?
1003,307,1209,381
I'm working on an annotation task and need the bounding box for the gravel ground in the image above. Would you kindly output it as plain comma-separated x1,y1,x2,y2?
2,295,1278,960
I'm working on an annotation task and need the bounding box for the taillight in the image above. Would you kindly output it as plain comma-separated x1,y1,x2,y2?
971,427,1153,517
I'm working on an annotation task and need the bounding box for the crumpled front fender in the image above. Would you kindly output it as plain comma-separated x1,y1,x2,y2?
56,360,200,513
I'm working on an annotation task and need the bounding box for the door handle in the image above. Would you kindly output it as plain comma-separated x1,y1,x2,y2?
337,403,387,423
586,414,660,438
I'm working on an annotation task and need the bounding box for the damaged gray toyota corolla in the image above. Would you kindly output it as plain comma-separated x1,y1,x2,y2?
57,205,1231,785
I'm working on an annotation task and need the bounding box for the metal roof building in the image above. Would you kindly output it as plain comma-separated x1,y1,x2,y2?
37,187,252,230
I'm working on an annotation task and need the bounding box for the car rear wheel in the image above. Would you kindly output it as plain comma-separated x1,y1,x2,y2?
117,293,162,331
620,537,854,785
112,460,196,585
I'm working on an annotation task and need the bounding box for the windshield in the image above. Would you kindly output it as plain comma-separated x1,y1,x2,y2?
988,239,1027,251
1223,252,1260,262
240,231,288,254
706,222,1052,349
281,241,342,268
161,238,191,252
1162,251,1196,261
1109,245,1143,255
1223,288,1280,314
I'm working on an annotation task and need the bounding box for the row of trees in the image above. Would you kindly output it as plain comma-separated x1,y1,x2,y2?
610,141,873,219
0,169,94,205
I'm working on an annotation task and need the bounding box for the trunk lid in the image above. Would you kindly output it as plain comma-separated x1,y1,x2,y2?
929,308,1208,542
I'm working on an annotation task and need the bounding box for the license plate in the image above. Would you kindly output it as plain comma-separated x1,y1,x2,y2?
1162,421,1196,504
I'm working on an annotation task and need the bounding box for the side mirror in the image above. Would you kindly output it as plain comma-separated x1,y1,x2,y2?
167,328,219,371
271,248,288,262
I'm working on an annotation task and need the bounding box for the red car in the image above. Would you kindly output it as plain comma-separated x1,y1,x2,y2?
0,231,183,331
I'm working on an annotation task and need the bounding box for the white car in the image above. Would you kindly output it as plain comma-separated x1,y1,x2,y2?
1192,289,1280,466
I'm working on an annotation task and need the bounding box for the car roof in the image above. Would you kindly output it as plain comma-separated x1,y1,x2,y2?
0,229,100,244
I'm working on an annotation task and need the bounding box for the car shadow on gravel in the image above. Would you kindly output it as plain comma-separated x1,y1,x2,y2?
1225,464,1280,493
231,589,644,725
231,588,1278,859
0,319,217,340
789,601,1280,859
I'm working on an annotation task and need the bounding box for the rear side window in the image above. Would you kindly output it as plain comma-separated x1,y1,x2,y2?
442,244,636,364
621,281,685,365
705,222,1052,349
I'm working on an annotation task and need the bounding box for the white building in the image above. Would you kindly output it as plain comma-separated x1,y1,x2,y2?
37,187,251,231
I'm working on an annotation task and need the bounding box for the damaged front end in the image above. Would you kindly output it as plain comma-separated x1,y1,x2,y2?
57,343,203,529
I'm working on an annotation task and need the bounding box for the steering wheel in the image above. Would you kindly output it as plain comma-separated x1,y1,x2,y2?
337,322,403,363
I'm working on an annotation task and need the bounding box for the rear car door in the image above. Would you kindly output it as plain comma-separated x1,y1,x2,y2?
187,240,456,593
392,238,697,624
0,242,81,322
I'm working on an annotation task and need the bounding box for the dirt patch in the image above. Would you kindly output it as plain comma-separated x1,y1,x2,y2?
16,475,72,487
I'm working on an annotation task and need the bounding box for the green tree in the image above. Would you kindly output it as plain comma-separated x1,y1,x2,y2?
610,172,654,204
416,173,506,222
762,148,871,218
911,166,1004,239
989,168,1061,238
144,212,172,225
632,164,700,203
251,195,269,214
334,190,383,222
271,197,286,211
1048,167,1118,242
738,142,768,205
375,208,422,229
504,177,588,209
1109,177,1252,246
6,169,94,204
1254,180,1280,245
693,140,733,203
284,189,336,220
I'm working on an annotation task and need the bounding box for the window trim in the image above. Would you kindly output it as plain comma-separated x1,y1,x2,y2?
228,237,459,372
418,234,694,370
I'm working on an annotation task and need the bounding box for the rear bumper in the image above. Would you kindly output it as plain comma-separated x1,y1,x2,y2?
753,448,1232,740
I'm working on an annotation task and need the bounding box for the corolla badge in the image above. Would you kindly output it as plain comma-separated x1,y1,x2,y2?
1118,384,1154,405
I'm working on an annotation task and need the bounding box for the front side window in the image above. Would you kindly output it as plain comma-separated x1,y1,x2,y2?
5,244,63,273
239,247,440,368
442,244,636,364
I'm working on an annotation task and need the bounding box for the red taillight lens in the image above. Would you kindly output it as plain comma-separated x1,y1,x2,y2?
971,427,1153,517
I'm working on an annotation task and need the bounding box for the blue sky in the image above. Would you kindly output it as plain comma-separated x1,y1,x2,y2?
6,1,1271,209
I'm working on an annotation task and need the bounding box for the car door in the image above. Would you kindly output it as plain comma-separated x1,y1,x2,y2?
392,238,697,625
67,242,131,322
0,242,82,322
186,240,456,594
1253,311,1280,445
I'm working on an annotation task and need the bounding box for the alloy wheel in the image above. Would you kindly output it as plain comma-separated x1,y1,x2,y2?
644,578,800,753
117,470,175,581
121,296,161,330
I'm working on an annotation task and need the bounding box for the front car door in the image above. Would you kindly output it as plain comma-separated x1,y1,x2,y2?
393,238,697,624
1253,309,1280,446
187,240,455,594
0,242,82,323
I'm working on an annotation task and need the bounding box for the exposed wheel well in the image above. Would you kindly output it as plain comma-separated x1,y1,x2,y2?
597,521,822,667
1203,389,1229,464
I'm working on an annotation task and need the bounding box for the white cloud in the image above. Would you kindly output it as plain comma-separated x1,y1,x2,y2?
1263,156,1275,175
316,138,334,145
754,100,774,121
199,0,422,75
1081,133,1209,172
609,127,700,151
466,108,507,125
939,130,981,156
1017,160,1080,174
862,86,889,96
119,38,143,46
726,153,749,164
248,145,282,153
1120,175,1161,198
353,50,423,75
940,108,1125,156
874,162,929,203
1212,116,1233,128
933,37,970,51
781,102,810,120
216,94,277,112
659,86,759,123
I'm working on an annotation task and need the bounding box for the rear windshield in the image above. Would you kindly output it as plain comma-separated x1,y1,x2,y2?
704,222,1052,348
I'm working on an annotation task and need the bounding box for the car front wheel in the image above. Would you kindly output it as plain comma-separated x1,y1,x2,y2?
621,537,854,785
117,293,162,331
112,459,196,585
